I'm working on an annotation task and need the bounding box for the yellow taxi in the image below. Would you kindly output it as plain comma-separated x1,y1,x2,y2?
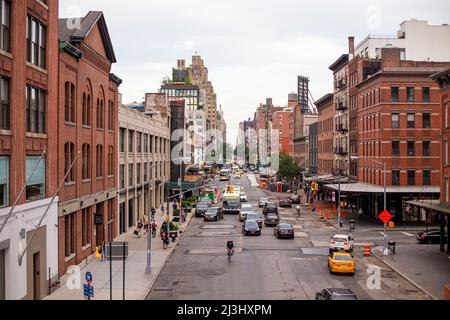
327,251,355,274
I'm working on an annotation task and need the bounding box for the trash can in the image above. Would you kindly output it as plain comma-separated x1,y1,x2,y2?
349,219,356,231
388,240,396,254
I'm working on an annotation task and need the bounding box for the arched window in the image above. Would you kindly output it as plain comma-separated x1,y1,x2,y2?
108,100,114,131
64,141,75,182
64,81,75,123
97,88,104,129
108,145,114,176
82,143,91,180
82,82,92,126
96,144,103,178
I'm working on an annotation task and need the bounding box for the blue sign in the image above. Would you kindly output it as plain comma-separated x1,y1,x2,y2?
85,271,93,283
83,284,94,298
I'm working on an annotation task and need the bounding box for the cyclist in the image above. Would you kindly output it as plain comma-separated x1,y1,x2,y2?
226,240,234,261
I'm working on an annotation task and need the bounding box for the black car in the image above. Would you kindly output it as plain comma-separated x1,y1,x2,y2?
264,213,280,226
263,202,278,215
416,229,448,244
315,288,358,300
274,223,294,239
195,202,210,217
242,220,261,236
204,207,224,221
278,197,293,208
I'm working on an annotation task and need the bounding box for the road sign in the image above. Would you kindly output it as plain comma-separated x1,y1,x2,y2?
83,284,94,299
85,271,92,284
378,210,392,223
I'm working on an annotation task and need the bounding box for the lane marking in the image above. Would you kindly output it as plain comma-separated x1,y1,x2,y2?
401,232,414,237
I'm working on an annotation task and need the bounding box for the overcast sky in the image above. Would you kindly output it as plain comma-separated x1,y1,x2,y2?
60,0,450,145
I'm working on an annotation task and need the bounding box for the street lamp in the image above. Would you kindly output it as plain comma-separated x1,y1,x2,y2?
350,156,388,255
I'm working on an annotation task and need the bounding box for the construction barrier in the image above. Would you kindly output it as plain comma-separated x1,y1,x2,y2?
364,244,371,257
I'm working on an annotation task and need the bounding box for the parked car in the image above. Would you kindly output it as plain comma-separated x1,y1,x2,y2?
274,223,294,239
264,213,280,226
245,212,263,228
242,220,261,236
315,288,357,300
203,207,224,221
239,204,253,222
240,191,248,202
328,251,355,274
263,202,278,215
278,197,293,208
329,234,354,254
416,229,448,244
195,202,210,217
290,194,300,204
258,197,269,208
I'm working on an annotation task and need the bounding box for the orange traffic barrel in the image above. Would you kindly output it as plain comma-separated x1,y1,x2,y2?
364,244,371,256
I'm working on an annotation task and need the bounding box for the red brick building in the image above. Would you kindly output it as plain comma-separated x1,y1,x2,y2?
0,0,60,300
272,111,292,154
56,12,121,276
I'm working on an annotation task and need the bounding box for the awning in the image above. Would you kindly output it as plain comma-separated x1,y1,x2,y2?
406,200,450,215
324,182,440,194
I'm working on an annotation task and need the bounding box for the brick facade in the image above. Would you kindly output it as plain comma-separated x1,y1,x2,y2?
316,94,334,175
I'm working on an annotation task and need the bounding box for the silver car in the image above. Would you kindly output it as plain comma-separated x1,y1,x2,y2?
239,204,253,221
258,197,269,208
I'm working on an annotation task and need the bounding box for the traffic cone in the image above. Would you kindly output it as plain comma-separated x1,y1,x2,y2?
364,244,371,256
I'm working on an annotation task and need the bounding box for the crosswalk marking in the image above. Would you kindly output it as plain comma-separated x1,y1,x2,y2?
401,232,414,237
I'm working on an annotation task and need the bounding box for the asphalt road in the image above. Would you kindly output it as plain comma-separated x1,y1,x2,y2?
146,174,430,300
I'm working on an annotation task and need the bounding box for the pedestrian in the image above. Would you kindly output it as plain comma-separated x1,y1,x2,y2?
161,231,168,249
160,204,164,215
101,241,106,261
151,207,156,220
358,208,363,220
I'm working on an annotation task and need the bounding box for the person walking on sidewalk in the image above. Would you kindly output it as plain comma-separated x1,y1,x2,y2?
358,208,363,220
161,231,169,249
101,241,106,261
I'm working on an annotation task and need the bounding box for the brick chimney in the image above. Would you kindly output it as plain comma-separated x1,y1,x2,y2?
381,46,401,68
348,36,355,56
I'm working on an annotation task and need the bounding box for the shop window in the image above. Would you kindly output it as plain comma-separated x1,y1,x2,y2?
0,157,8,207
26,156,45,201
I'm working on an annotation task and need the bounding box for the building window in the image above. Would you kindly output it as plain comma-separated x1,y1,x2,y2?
81,208,90,247
137,163,141,184
26,156,45,201
149,135,153,152
446,177,449,202
422,113,430,129
64,142,75,182
391,113,399,128
392,141,400,156
108,146,114,176
119,128,125,153
128,130,134,153
0,76,9,129
407,170,415,186
137,132,142,153
26,85,46,133
0,1,11,52
423,170,431,186
64,82,76,123
144,134,148,153
422,141,431,157
26,15,46,68
446,103,449,128
149,162,153,179
391,87,399,102
96,145,103,178
64,213,75,257
407,141,415,156
0,157,8,207
96,97,104,129
392,170,400,186
422,87,430,103
445,141,449,166
407,113,415,128
143,163,148,182
82,143,91,180
82,91,91,126
119,164,124,189
407,87,415,103
108,100,114,131
128,164,134,186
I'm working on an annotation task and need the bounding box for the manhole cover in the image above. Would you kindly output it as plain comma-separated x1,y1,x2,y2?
201,225,235,229
301,247,329,255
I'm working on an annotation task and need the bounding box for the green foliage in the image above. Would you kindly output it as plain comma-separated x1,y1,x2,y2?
276,152,301,180
173,208,180,216
161,221,178,231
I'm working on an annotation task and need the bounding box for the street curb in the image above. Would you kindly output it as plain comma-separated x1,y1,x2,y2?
144,211,195,299
370,249,438,300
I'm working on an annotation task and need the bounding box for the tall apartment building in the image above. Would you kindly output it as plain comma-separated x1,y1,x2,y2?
309,122,318,175
57,11,121,277
216,105,227,162
0,0,59,300
329,54,349,176
316,94,335,175
118,101,170,235
272,111,292,154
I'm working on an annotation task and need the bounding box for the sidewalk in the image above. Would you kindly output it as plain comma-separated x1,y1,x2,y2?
45,203,193,300
372,245,450,300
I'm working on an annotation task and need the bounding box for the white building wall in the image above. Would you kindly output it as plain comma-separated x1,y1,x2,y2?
355,20,450,61
0,197,58,300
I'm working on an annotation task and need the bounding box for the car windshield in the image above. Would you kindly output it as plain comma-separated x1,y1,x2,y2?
279,224,291,229
333,237,348,242
206,208,218,214
247,214,259,220
267,204,277,209
224,200,240,207
241,206,253,212
260,198,268,202
245,221,258,228
267,214,278,219
332,295,357,300
334,254,352,261
197,203,209,208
